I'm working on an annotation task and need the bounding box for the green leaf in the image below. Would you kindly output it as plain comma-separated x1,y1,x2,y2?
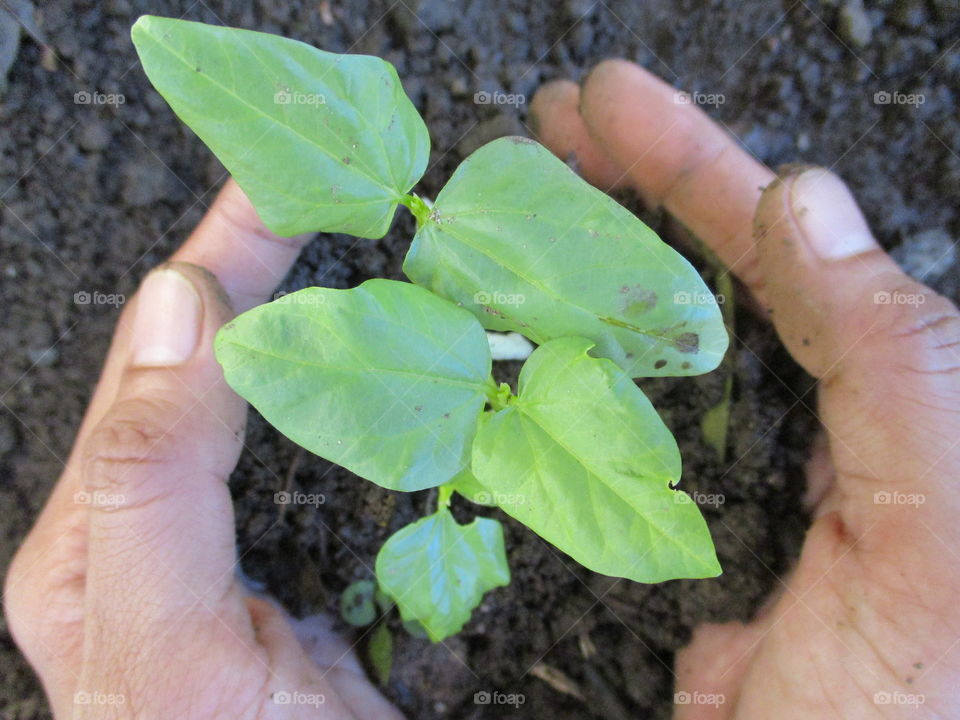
404,137,728,377
340,580,377,626
701,267,735,462
374,587,394,614
215,279,491,491
131,16,429,238
368,622,393,687
472,337,720,582
375,508,510,642
401,619,429,639
701,374,732,463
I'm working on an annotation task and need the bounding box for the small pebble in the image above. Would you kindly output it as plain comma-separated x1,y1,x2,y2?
78,121,111,152
839,0,872,48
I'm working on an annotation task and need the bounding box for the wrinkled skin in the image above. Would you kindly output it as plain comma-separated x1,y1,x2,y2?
6,59,960,719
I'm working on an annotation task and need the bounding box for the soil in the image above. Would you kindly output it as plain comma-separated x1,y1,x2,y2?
1,1,958,718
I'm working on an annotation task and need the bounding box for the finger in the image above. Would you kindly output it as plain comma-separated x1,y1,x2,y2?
81,262,247,624
250,598,406,720
288,611,407,720
754,166,960,522
674,621,772,720
528,80,627,192
34,179,313,513
7,179,316,705
173,178,315,312
531,60,774,300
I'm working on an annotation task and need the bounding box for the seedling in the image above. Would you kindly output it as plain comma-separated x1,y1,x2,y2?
132,16,728,642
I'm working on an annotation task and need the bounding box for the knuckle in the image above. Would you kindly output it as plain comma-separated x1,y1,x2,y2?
81,397,185,501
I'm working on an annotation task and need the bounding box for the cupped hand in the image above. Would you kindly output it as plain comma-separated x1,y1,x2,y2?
531,61,960,719
4,181,404,719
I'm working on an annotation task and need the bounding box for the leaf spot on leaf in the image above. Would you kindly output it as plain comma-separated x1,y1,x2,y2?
654,359,667,369
673,332,700,354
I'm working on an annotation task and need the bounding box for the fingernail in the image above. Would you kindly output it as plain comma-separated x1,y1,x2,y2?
132,268,202,367
790,168,878,260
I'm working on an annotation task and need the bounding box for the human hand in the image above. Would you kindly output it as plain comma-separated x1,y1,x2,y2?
4,181,404,719
531,61,960,719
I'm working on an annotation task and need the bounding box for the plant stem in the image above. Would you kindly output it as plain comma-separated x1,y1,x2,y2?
399,193,432,227
485,378,513,411
436,483,454,511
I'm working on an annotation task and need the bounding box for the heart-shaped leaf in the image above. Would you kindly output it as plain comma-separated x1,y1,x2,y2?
375,508,510,642
472,336,720,582
132,16,429,238
404,137,728,377
215,279,491,491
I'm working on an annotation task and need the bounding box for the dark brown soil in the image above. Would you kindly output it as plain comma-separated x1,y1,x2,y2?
1,1,957,718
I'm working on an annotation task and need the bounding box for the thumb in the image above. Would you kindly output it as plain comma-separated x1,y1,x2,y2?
754,167,960,520
80,261,247,625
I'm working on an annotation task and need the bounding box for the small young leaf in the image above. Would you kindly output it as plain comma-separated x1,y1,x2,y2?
701,268,736,462
401,619,430,640
701,375,732,462
215,279,492,491
131,16,429,238
404,137,728,377
374,587,394,614
375,508,510,642
368,622,393,687
340,579,377,627
472,337,720,582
